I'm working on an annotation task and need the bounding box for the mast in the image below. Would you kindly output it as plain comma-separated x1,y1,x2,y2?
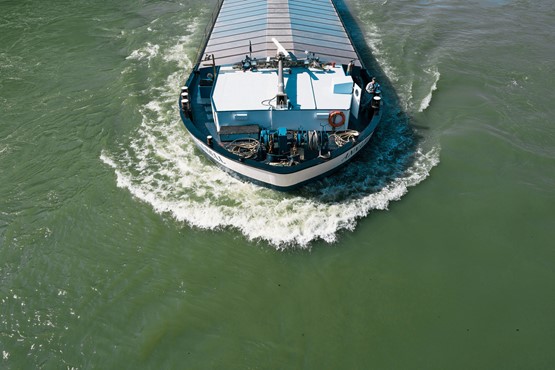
272,38,289,110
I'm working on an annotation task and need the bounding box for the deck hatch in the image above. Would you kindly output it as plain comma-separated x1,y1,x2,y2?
202,0,357,66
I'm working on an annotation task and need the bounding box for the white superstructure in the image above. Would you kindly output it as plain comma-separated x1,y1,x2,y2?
212,65,353,132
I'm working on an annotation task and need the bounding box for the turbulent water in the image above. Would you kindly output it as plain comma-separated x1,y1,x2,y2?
97,4,439,248
1,0,554,369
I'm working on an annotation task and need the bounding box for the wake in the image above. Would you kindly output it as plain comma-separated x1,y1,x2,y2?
101,18,440,249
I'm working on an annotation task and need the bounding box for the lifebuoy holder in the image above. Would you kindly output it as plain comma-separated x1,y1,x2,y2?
328,111,346,128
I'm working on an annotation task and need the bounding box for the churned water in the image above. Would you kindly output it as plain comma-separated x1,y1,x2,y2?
1,0,554,369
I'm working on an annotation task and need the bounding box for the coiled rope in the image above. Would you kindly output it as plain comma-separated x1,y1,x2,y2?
225,138,260,159
328,130,359,147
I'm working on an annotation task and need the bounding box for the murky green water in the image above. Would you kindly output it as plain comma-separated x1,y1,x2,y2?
1,0,554,368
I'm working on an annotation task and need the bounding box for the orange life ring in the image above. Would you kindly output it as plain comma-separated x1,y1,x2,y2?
328,111,346,128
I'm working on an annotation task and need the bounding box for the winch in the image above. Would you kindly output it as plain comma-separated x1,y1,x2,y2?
260,127,329,160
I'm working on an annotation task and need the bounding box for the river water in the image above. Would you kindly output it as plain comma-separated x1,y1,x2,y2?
1,0,554,368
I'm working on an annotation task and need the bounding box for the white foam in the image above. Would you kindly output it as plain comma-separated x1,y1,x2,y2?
364,24,399,82
0,145,9,156
126,42,160,62
362,23,415,111
418,67,440,112
99,152,117,169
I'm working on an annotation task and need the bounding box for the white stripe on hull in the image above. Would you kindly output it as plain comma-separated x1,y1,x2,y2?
190,133,373,188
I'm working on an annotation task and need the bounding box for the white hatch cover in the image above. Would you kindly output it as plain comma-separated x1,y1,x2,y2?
212,65,352,112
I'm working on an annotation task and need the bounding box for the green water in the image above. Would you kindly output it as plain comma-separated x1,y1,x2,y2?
1,0,554,368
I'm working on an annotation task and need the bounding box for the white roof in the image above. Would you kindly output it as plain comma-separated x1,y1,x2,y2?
212,65,352,112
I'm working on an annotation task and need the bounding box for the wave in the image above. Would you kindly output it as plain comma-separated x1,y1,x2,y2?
363,24,398,82
101,138,439,249
418,67,440,112
126,42,160,63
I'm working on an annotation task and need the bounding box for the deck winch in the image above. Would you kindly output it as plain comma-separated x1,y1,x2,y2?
259,127,329,160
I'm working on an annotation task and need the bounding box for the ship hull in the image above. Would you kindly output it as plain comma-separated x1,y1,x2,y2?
188,127,374,191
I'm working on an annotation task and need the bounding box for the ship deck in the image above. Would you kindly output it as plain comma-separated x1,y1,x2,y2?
212,65,352,112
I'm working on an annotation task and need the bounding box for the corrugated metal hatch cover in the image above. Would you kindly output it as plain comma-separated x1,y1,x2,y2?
201,0,358,66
